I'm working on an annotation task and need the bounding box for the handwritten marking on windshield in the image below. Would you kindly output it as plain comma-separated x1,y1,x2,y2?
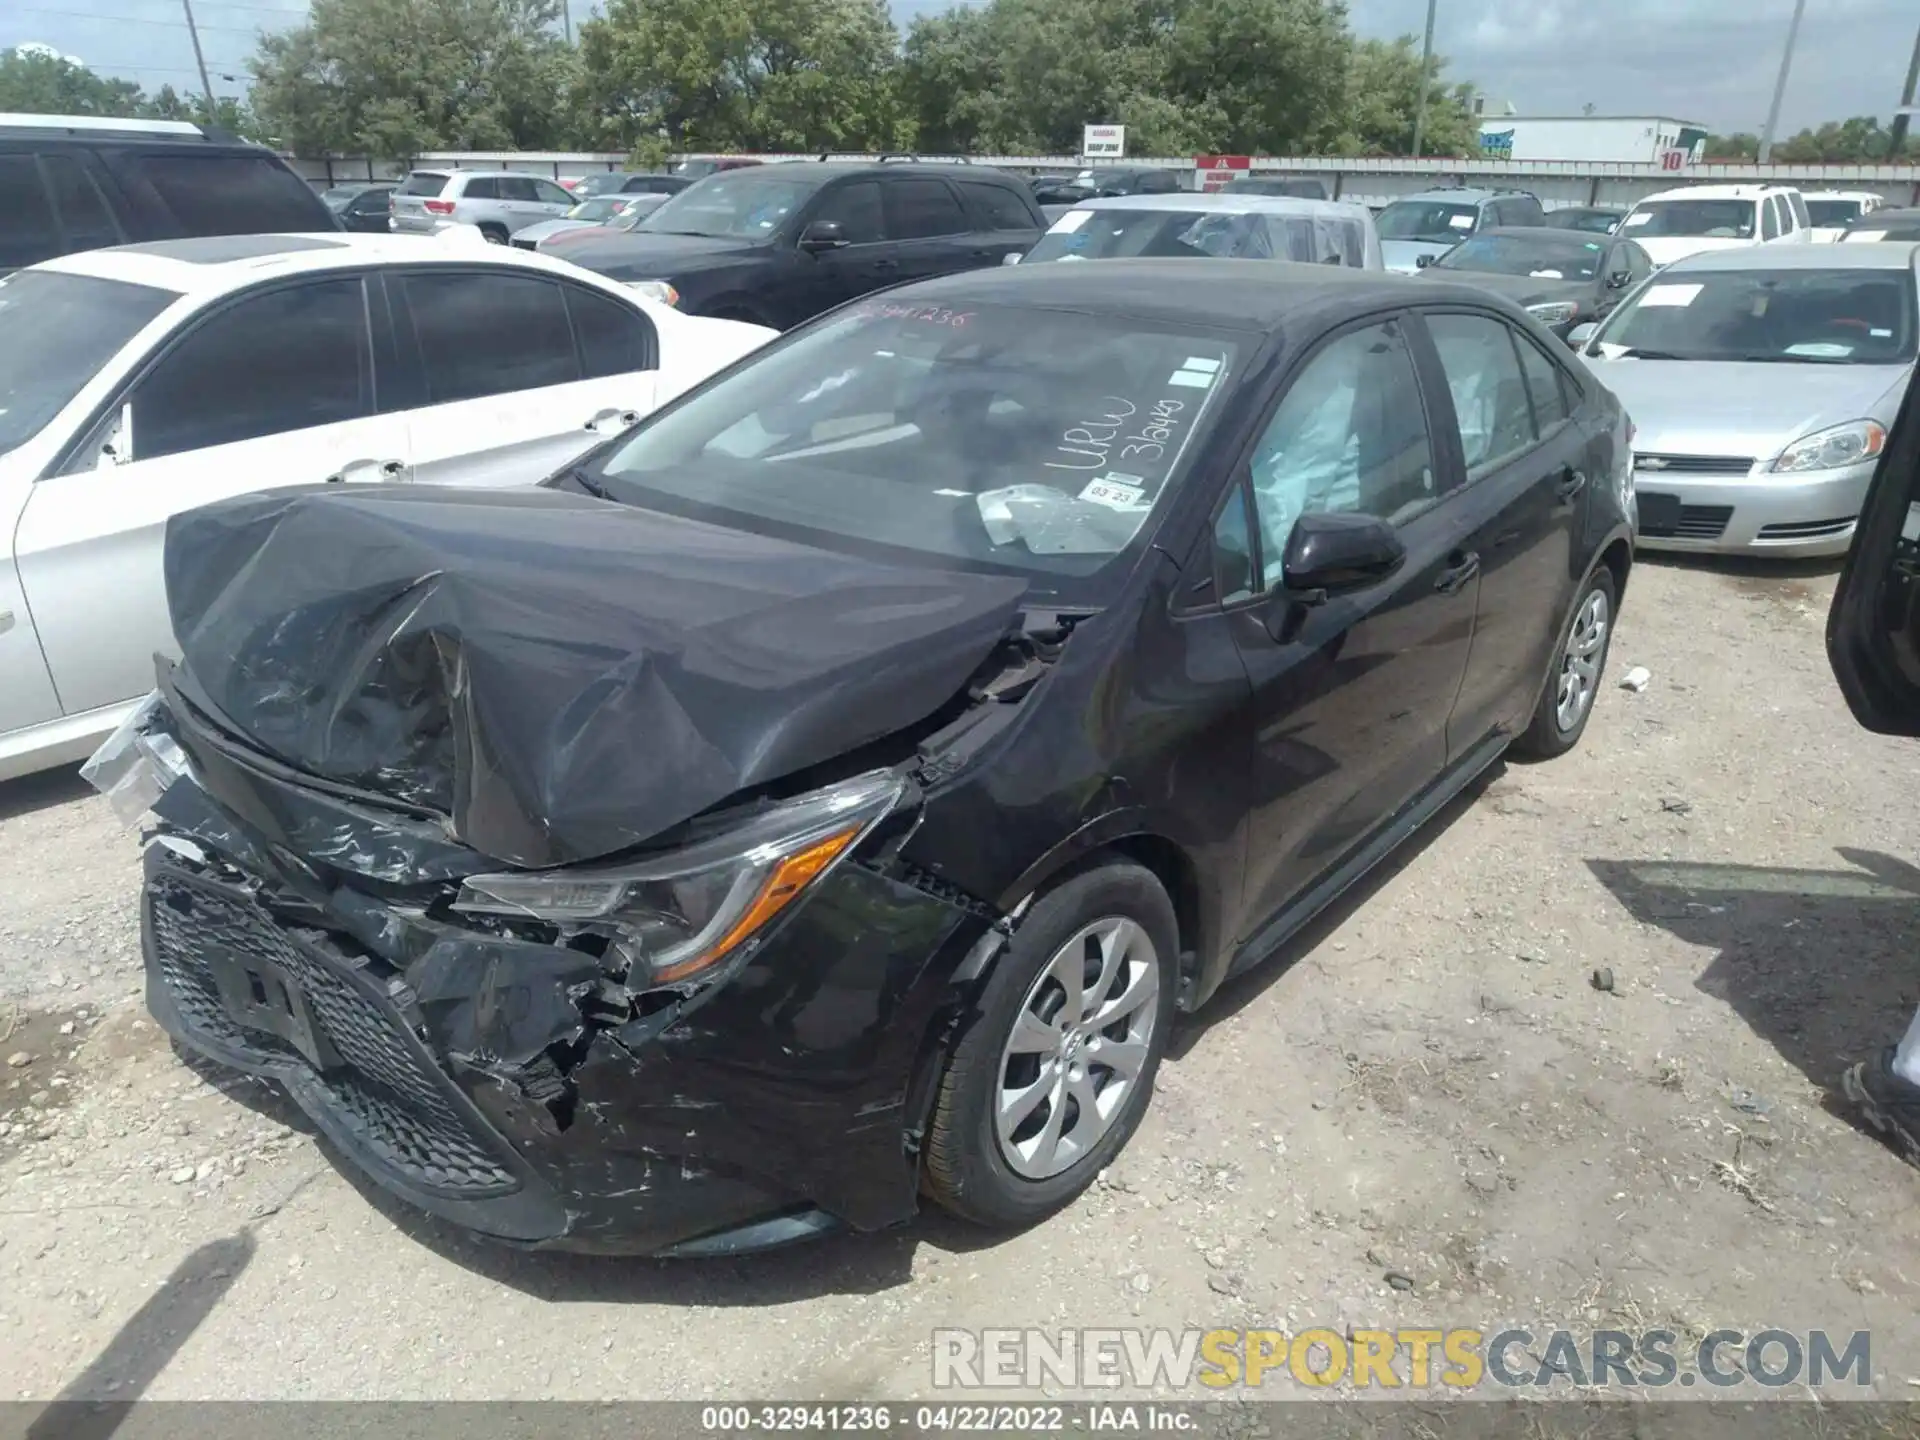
1046,396,1141,472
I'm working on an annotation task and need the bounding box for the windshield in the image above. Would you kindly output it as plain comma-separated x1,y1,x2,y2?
572,174,631,199
566,196,629,223
637,172,819,239
1376,200,1479,244
1026,208,1366,267
321,185,364,210
1436,233,1606,281
1549,209,1620,234
1621,199,1756,239
396,171,449,198
588,300,1240,594
1590,268,1916,364
1808,200,1867,227
0,270,177,456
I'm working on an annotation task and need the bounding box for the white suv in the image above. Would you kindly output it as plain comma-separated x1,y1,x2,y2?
389,169,576,243
1618,183,1813,267
0,233,775,781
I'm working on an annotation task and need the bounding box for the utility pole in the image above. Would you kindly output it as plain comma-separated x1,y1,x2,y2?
1410,0,1438,159
1890,18,1920,153
180,0,217,116
1758,0,1808,165
562,0,572,43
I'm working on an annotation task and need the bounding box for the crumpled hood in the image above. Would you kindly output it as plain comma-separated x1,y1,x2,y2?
1588,358,1910,459
162,485,1027,870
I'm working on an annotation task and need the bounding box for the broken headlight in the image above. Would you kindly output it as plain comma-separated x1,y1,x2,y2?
452,769,905,987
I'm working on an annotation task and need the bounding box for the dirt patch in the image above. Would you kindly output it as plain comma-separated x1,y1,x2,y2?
0,1004,97,1149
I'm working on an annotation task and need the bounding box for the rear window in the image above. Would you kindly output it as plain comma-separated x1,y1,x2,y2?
0,269,177,455
126,153,329,234
1027,208,1367,267
1807,199,1866,227
397,171,451,197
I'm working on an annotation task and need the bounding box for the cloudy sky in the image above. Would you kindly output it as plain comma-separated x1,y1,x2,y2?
6,0,1917,138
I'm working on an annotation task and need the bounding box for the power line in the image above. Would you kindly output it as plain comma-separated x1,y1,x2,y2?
9,6,265,35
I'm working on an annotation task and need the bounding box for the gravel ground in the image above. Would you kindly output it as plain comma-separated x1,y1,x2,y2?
3,554,1920,1406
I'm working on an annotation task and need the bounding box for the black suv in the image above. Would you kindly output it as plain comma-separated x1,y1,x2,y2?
1033,166,1185,207
559,161,1045,329
0,114,337,273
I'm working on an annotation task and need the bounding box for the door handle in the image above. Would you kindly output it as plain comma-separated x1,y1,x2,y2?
1556,466,1588,501
324,458,406,483
1434,550,1481,594
585,407,641,434
869,258,900,271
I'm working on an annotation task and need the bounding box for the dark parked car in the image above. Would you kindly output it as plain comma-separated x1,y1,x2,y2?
569,172,692,201
0,112,338,272
1033,166,1185,207
322,182,394,233
1423,226,1654,340
1829,362,1920,734
558,161,1045,329
102,259,1632,1256
1543,206,1626,235
1842,207,1920,244
1222,176,1331,201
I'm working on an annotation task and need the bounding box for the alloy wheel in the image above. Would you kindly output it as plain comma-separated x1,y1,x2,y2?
994,917,1160,1180
1555,586,1610,732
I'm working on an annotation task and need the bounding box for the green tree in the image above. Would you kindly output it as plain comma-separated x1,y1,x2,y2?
0,44,146,117
142,83,264,140
1704,131,1759,162
576,0,907,153
1331,35,1477,157
249,0,577,158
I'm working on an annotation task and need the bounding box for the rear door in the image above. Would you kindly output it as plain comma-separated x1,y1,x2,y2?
389,267,660,488
1203,313,1480,938
1414,308,1585,755
14,273,404,716
878,177,976,285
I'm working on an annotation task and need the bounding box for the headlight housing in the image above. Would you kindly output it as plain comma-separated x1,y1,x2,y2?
453,770,903,989
1771,419,1887,473
623,279,680,307
1525,300,1581,327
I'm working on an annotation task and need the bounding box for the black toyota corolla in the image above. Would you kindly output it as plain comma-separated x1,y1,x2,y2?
92,259,1634,1256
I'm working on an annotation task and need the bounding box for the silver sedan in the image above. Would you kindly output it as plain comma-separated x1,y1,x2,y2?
1574,243,1917,557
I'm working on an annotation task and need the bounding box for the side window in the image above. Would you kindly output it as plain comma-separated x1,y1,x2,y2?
810,181,885,244
401,271,579,403
883,179,968,239
125,154,324,232
1141,171,1180,194
463,177,499,201
565,284,658,378
497,177,539,203
1624,241,1653,281
130,279,369,460
1514,333,1572,432
1787,191,1810,230
533,179,574,206
1425,312,1538,475
957,181,1038,231
1211,481,1258,604
0,155,60,269
1242,318,1437,577
42,154,122,252
1761,197,1782,240
1514,196,1545,224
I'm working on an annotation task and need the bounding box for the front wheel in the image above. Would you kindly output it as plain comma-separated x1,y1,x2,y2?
924,861,1177,1227
1513,565,1617,760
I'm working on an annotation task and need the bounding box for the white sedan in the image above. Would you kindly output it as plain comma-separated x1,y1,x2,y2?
0,233,775,781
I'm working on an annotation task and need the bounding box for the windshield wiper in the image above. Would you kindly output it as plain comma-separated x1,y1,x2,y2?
552,465,611,499
1615,348,1688,360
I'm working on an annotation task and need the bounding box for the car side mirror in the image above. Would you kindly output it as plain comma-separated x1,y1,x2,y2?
1280,512,1405,603
1605,269,1631,289
1567,322,1598,348
799,220,848,253
1415,253,1436,268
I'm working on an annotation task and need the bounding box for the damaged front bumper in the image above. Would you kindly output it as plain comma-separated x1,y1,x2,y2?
108,693,999,1256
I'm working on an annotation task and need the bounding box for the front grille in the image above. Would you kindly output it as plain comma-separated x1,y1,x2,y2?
1639,503,1734,540
1757,517,1856,540
147,869,518,1196
1636,454,1755,476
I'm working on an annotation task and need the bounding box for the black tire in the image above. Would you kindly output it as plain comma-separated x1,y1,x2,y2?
478,223,508,245
924,860,1178,1228
1512,564,1618,760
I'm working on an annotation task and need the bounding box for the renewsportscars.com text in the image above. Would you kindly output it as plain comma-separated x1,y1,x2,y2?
931,1327,1873,1391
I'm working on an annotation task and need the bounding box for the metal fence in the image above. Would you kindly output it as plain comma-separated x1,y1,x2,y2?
287,151,1920,210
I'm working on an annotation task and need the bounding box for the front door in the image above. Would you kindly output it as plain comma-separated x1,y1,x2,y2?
1415,310,1584,754
1209,315,1479,939
14,275,406,716
794,180,892,318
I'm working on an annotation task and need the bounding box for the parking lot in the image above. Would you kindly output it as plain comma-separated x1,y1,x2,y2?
2,551,1918,1401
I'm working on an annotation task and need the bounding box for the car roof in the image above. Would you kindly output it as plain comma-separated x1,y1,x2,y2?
1803,189,1884,201
723,160,1020,184
33,232,620,296
1635,184,1796,202
1660,241,1920,274
894,257,1494,333
1390,189,1523,205
1077,192,1370,220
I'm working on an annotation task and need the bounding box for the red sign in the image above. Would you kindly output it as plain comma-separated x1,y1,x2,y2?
1195,155,1251,193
